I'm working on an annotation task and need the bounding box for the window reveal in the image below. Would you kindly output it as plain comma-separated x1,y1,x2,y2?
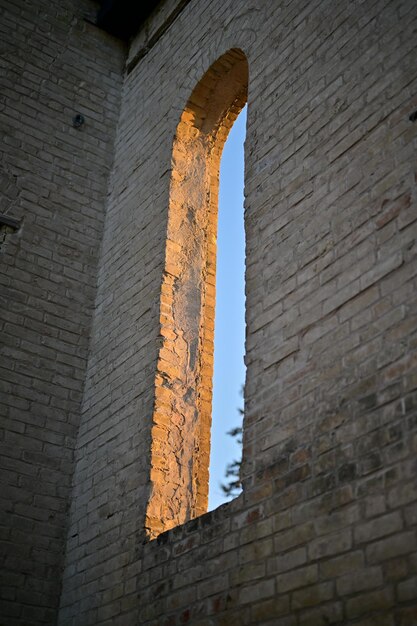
145,48,248,538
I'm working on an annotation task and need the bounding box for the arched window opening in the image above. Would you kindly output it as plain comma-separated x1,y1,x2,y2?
145,49,248,538
209,105,247,511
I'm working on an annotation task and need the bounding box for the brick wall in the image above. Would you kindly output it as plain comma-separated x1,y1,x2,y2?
59,0,417,623
0,1,125,623
1,0,416,624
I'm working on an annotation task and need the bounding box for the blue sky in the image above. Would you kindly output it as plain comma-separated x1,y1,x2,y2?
208,105,247,510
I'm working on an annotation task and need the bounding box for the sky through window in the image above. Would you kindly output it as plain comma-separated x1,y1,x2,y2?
208,104,247,510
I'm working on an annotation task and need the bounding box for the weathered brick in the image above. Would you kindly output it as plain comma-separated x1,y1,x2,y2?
366,531,416,564
353,616,395,626
250,595,290,622
387,481,417,508
346,588,395,619
276,564,318,594
354,512,403,544
395,605,417,626
309,529,352,561
320,551,365,579
2,1,417,625
238,578,275,605
275,522,315,552
299,601,343,626
267,547,307,575
291,581,334,610
239,537,273,564
336,566,383,596
397,576,417,602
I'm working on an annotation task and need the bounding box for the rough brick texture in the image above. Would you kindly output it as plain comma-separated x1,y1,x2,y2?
1,0,417,625
0,0,125,623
